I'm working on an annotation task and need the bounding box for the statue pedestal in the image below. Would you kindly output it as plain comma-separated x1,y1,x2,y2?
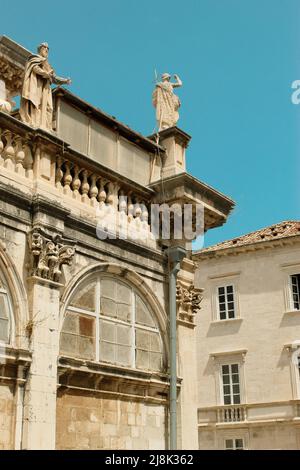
157,127,191,178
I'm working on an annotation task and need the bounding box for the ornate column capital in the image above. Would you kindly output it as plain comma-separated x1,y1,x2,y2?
28,228,76,284
176,280,204,327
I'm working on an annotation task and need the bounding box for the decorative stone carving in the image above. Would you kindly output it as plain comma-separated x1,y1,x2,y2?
28,228,76,283
176,280,203,325
152,73,182,130
20,42,71,130
0,57,24,96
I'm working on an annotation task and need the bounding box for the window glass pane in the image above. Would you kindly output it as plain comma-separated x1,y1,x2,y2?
101,297,117,318
223,375,230,385
60,312,95,360
218,295,225,303
224,395,231,405
116,345,131,366
226,286,233,293
0,318,9,342
228,310,235,319
136,329,150,350
235,439,244,449
117,324,131,345
100,319,115,342
0,295,9,320
149,352,162,371
218,287,225,295
136,349,149,369
136,296,155,327
222,365,229,374
223,385,231,395
233,384,240,394
100,279,131,322
100,341,115,363
231,364,239,374
70,281,96,312
219,303,226,311
233,395,241,404
227,294,234,301
227,302,234,311
220,312,227,320
232,374,239,384
225,439,233,449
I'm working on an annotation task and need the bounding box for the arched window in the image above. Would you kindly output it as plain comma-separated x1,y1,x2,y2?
0,277,13,343
60,276,164,372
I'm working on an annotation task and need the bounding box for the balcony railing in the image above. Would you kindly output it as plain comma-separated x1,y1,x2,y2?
0,113,156,245
217,405,247,423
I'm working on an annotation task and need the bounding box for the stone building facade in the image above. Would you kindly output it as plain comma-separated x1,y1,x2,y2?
193,221,300,450
0,36,234,449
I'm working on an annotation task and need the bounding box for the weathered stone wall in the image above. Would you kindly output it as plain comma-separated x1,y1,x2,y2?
199,424,300,450
56,390,167,449
0,383,15,449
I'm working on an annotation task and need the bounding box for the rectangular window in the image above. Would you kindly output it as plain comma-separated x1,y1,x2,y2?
218,285,235,320
291,274,300,310
225,438,244,450
222,364,241,405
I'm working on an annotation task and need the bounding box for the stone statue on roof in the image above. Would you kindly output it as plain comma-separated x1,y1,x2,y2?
20,42,71,131
152,72,182,131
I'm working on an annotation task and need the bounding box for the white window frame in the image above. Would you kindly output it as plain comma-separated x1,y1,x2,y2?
210,351,247,406
281,263,300,313
221,363,241,405
285,343,300,399
62,275,164,371
289,274,300,311
224,437,245,450
0,279,14,346
217,284,236,321
209,273,241,322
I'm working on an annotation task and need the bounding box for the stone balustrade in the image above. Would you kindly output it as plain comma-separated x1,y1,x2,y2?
0,114,154,244
0,127,33,178
217,405,247,423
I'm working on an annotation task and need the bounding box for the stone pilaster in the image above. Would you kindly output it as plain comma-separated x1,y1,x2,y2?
22,229,76,449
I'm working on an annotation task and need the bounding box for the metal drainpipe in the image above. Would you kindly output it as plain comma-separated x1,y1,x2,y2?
167,245,186,450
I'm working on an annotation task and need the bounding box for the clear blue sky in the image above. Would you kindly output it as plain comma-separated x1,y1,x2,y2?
2,0,300,247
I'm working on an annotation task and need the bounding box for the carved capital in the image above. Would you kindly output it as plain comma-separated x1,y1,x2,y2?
176,280,203,326
28,228,76,284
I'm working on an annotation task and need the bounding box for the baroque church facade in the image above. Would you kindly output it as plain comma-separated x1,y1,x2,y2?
0,36,233,450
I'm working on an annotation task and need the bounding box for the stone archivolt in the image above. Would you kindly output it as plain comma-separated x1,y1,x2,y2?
28,228,76,283
176,280,203,325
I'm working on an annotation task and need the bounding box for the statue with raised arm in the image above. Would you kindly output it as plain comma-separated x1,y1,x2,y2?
20,42,71,131
152,73,182,131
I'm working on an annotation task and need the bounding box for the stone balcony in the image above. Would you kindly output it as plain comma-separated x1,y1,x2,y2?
198,400,300,428
0,109,235,250
0,111,157,247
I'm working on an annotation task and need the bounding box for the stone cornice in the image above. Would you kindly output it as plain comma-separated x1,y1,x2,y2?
57,355,178,404
194,235,300,261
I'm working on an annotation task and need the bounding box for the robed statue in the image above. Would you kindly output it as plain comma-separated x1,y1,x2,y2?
20,42,71,131
152,73,182,131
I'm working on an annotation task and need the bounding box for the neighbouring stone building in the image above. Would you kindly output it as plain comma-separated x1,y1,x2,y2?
193,221,300,450
0,36,234,450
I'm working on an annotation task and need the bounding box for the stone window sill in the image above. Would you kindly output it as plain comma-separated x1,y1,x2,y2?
211,318,243,325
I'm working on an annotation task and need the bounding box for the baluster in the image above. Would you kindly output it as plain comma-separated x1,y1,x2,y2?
0,129,4,166
118,189,128,236
23,144,33,179
72,165,81,200
81,170,90,203
106,182,114,207
97,178,107,207
2,131,15,171
15,136,25,176
63,161,72,196
127,193,134,226
89,174,99,207
55,155,63,190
